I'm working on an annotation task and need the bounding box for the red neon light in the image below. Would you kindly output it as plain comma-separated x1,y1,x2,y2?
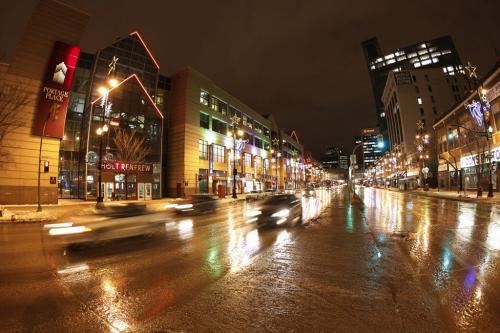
129,31,160,69
290,130,300,144
92,74,164,119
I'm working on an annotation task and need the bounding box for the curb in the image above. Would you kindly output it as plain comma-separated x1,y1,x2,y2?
1,216,55,224
409,191,499,204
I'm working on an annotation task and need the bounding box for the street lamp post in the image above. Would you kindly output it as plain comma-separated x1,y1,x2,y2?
96,124,109,204
464,62,494,197
36,111,52,212
272,137,280,192
415,120,430,190
228,114,244,199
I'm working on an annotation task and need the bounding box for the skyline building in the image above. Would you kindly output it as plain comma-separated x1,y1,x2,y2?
361,128,384,168
362,35,465,146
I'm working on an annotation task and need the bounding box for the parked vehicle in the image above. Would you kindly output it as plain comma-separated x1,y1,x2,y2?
245,194,302,228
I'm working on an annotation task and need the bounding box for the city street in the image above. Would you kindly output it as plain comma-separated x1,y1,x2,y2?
0,187,499,332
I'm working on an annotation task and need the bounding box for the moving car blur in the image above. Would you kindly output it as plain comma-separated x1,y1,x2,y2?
46,203,167,247
302,186,316,197
245,194,302,228
174,195,219,215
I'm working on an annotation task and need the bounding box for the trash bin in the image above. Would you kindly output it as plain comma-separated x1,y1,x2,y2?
217,185,225,199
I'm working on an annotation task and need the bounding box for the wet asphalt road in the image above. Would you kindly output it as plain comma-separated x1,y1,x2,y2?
0,187,499,332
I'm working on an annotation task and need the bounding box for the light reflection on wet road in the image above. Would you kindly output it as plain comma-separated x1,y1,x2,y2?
0,187,499,332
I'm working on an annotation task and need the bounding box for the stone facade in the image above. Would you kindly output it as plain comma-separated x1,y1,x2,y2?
0,0,88,204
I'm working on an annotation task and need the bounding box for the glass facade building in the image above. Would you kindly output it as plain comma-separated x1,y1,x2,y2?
58,32,166,201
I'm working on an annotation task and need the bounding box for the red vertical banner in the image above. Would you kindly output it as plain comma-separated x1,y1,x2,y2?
33,41,80,138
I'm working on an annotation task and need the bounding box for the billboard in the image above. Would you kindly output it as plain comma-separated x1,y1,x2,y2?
33,41,80,138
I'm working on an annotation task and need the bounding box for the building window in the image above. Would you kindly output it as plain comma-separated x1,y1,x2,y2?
425,74,429,82
415,86,420,93
420,108,425,116
430,95,435,104
200,90,209,106
417,97,423,105
199,140,208,159
212,118,227,135
412,75,417,82
210,96,219,112
212,144,225,163
254,137,263,149
244,153,252,168
200,112,210,129
427,85,432,92
255,156,262,173
433,106,437,115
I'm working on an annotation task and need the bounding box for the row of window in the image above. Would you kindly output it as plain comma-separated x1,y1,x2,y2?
200,112,271,150
200,90,271,137
369,45,453,70
199,140,225,163
198,139,271,170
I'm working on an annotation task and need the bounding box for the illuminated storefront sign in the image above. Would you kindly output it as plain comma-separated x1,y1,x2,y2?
460,147,500,168
100,161,153,174
34,41,80,138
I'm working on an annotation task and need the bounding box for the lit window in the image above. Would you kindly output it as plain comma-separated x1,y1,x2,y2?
384,54,394,60
421,60,432,66
212,144,225,163
432,58,439,63
387,59,396,65
199,140,208,159
200,90,209,106
380,112,385,117
417,97,423,105
244,153,252,168
414,62,421,68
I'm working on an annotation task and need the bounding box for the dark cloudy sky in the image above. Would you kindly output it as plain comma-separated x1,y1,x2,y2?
2,0,500,156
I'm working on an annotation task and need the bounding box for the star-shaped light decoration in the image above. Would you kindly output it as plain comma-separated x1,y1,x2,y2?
416,120,425,130
272,137,280,147
464,61,477,79
230,114,240,128
108,56,119,76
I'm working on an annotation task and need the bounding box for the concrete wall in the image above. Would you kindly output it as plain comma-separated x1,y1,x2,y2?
0,0,88,204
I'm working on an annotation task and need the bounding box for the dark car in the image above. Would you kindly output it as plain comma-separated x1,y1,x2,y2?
174,195,218,215
246,194,302,228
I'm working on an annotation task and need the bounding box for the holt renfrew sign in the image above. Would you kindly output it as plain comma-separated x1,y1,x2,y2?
100,161,153,174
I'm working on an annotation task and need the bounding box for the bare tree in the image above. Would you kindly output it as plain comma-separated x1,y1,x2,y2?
0,82,31,163
113,128,151,199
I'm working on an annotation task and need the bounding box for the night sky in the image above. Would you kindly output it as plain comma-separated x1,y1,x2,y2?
2,0,500,156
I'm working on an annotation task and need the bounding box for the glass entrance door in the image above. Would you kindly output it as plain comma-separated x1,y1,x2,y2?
145,183,152,200
105,182,114,201
138,183,145,200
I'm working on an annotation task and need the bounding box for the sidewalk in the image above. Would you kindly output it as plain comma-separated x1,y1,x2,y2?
0,192,273,223
410,188,500,204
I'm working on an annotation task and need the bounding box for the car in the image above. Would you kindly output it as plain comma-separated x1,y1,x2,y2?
45,212,166,246
302,187,316,197
245,194,302,228
174,195,218,215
